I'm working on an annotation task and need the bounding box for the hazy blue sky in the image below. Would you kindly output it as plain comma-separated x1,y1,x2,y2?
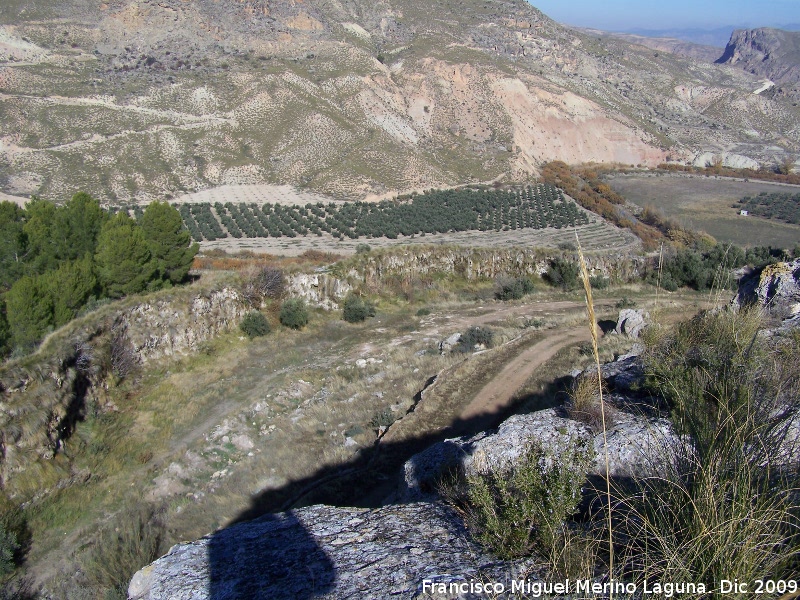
529,0,800,31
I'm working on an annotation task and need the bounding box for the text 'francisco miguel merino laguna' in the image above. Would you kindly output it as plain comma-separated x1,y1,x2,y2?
421,578,709,597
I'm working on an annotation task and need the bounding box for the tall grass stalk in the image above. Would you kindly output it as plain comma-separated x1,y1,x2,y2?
575,232,614,591
655,242,663,315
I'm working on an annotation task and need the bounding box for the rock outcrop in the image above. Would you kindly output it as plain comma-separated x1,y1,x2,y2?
285,273,352,310
614,308,649,338
0,284,250,486
352,246,647,288
734,258,800,329
717,28,800,85
116,287,249,363
129,502,529,600
400,408,678,502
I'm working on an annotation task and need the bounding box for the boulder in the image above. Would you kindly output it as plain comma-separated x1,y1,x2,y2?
438,333,462,354
129,503,531,600
400,408,679,502
614,308,649,338
735,259,800,328
580,345,645,393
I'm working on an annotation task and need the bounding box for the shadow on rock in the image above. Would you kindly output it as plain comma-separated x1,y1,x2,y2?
208,512,335,599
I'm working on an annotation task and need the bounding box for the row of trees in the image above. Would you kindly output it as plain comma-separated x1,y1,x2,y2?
737,191,800,225
0,194,198,355
161,185,590,242
541,161,666,250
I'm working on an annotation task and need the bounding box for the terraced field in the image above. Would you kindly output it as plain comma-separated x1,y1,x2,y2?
114,184,638,254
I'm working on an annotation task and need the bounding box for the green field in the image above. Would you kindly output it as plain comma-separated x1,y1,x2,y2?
607,174,800,249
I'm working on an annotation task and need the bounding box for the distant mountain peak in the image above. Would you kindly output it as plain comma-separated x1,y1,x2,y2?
717,27,800,84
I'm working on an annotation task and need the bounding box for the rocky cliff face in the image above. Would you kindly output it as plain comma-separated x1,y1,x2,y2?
349,246,646,288
734,258,800,329
0,284,249,488
115,287,248,363
285,273,352,311
717,28,800,90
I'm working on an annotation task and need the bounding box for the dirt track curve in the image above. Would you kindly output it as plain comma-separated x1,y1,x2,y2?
458,326,590,423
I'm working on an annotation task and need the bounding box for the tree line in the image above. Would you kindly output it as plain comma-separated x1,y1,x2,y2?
164,185,590,242
0,194,198,356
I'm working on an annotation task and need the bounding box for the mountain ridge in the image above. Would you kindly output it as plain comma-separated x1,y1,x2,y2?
0,0,798,202
717,27,800,86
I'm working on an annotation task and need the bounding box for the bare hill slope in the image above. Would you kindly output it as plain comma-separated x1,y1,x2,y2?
0,0,798,202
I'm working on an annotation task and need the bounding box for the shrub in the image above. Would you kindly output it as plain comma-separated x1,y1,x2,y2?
617,307,800,589
240,311,271,338
279,298,309,330
84,503,164,597
342,295,376,323
355,243,371,254
454,438,593,560
369,409,395,428
0,527,18,577
566,374,614,432
242,266,284,305
416,307,431,317
455,326,494,353
521,317,545,329
495,276,534,301
545,258,580,290
588,275,609,290
615,296,636,309
108,322,137,381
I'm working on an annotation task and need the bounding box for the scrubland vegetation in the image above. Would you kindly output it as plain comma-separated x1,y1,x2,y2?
442,305,800,593
1,167,799,597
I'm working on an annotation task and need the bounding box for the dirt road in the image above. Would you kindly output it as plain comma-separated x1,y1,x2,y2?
458,327,590,423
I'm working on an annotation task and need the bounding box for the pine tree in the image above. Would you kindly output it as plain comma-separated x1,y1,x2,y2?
0,201,28,291
46,257,97,327
141,201,198,285
5,274,53,349
51,192,107,262
95,213,157,298
22,198,58,274
0,299,10,358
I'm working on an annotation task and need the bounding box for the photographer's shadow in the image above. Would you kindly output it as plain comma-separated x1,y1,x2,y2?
208,511,335,599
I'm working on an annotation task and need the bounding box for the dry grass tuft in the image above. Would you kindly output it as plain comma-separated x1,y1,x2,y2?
566,374,615,432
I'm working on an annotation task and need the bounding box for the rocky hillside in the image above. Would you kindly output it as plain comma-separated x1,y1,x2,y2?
579,28,724,63
717,28,800,83
0,0,798,202
131,258,800,599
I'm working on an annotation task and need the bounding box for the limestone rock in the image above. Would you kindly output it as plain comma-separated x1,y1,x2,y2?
285,273,352,310
614,308,649,338
400,408,679,502
129,503,530,600
438,333,462,354
717,28,800,85
117,287,248,363
582,348,645,392
735,259,800,328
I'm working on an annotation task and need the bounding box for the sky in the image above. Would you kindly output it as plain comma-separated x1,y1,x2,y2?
528,0,800,32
